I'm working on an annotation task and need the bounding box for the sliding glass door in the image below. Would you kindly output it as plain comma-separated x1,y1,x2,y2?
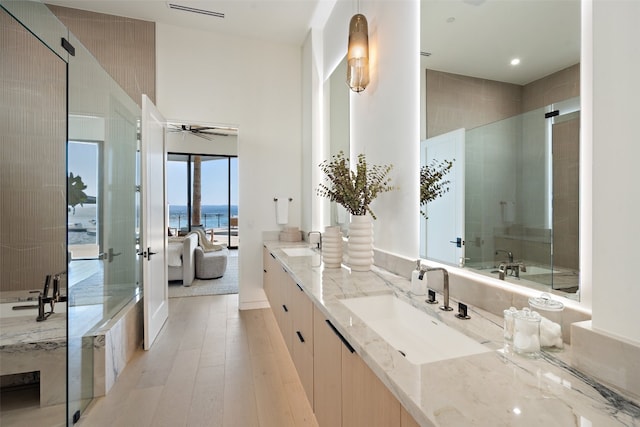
168,154,238,249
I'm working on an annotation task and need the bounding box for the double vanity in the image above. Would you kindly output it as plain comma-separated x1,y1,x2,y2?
264,241,640,426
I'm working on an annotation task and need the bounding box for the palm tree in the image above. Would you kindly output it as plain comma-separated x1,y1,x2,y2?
68,172,88,215
192,155,202,227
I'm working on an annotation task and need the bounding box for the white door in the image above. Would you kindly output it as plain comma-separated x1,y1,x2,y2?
420,129,465,265
141,95,168,349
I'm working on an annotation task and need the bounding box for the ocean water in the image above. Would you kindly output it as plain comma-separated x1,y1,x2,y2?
67,205,237,245
68,205,97,245
169,205,238,230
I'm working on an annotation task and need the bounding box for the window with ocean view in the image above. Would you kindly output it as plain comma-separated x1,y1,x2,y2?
167,154,238,248
68,141,100,259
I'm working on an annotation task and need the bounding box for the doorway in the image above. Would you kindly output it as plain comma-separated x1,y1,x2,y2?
166,152,239,298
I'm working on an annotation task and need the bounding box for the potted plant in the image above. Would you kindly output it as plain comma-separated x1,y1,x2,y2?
317,151,394,271
317,151,394,220
420,158,454,218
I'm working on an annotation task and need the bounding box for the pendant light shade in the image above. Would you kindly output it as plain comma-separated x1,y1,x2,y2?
347,13,370,93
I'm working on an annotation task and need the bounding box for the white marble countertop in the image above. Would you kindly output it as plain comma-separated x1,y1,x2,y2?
264,241,640,427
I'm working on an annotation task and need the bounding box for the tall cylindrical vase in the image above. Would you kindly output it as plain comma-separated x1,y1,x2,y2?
348,214,374,271
322,226,343,268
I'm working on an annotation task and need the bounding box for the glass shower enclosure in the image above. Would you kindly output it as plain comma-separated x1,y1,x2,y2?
0,2,142,424
464,97,580,296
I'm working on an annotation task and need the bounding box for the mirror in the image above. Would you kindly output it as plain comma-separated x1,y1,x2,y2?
325,56,350,232
420,0,581,300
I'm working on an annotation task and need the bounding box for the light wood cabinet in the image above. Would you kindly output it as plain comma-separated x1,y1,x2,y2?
263,247,293,352
276,265,293,353
262,246,277,303
401,406,421,427
290,275,314,404
342,344,401,427
313,306,342,427
262,248,420,427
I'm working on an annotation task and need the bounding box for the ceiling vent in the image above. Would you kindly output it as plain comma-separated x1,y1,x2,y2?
420,51,432,57
167,3,225,19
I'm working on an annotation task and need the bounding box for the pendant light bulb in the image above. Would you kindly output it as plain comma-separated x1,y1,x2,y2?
347,13,370,93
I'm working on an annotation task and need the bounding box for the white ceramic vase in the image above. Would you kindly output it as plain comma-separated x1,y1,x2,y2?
322,226,343,268
348,214,374,271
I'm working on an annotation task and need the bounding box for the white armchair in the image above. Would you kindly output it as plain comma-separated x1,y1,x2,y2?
167,233,197,286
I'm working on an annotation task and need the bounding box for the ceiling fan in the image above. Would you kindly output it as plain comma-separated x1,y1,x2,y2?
167,123,237,141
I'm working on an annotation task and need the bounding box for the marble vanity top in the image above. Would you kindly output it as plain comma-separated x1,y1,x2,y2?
264,241,640,426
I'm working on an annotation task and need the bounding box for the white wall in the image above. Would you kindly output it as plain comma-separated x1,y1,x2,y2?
308,0,419,256
311,0,419,257
591,0,640,344
156,23,302,309
348,0,420,258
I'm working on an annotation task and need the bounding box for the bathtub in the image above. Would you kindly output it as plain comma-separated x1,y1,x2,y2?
0,299,67,318
1,287,143,408
0,298,67,407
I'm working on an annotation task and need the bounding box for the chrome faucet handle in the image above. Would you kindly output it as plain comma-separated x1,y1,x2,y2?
498,263,507,280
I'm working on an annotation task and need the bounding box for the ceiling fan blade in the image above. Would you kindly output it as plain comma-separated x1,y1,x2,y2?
191,132,214,141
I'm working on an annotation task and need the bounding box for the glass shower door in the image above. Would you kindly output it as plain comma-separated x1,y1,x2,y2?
67,31,141,422
0,4,68,424
196,156,238,249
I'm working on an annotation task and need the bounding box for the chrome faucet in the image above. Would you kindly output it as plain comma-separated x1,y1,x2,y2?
498,261,527,280
426,267,452,311
308,231,322,249
36,273,67,322
495,249,514,263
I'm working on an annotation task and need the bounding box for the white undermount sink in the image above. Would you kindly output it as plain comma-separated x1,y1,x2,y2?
340,294,491,365
281,247,317,257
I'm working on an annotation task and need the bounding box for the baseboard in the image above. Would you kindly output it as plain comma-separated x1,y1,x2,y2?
239,300,270,310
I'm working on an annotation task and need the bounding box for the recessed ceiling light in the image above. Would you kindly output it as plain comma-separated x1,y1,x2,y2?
510,58,521,66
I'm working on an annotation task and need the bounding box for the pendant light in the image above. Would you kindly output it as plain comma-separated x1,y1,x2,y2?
347,12,370,93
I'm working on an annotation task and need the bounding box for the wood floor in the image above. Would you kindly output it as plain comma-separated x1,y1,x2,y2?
79,294,319,427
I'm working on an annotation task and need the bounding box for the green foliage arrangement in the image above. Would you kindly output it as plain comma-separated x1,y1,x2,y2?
317,151,394,220
420,159,454,218
68,172,88,214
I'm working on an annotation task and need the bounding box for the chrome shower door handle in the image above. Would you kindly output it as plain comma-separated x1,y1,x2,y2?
449,237,463,248
108,248,122,263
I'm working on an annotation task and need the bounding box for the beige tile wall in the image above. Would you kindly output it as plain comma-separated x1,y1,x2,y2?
47,5,156,107
426,63,580,138
522,63,580,112
553,115,580,270
425,69,523,138
1,11,67,292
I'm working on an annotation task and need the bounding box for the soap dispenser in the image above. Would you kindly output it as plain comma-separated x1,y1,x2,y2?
410,260,427,295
